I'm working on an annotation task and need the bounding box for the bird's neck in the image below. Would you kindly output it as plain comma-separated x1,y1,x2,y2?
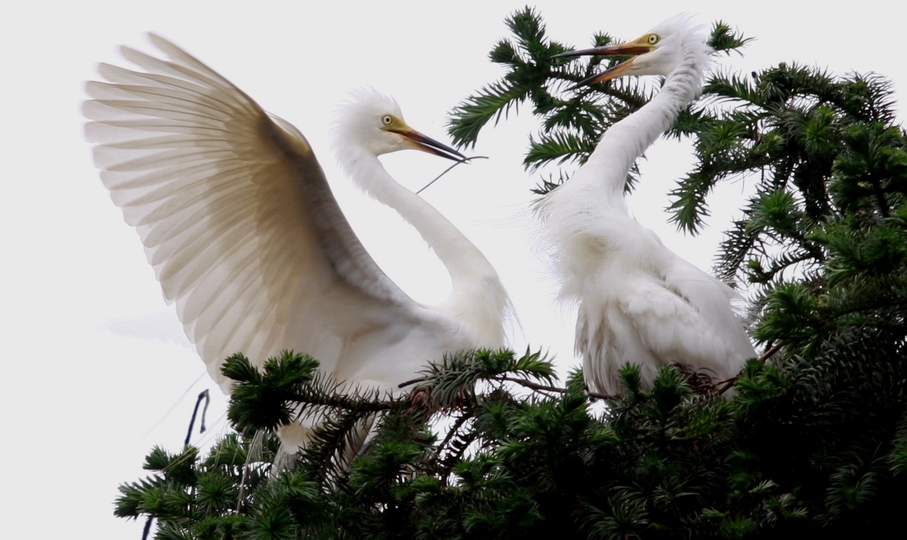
338,149,509,346
580,39,707,200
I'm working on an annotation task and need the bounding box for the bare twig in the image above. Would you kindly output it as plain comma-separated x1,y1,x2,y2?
415,155,488,194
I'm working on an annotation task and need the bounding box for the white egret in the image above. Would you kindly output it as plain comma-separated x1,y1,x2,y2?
541,15,755,396
83,35,511,451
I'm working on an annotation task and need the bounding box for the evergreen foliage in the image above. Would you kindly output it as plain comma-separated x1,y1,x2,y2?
117,8,907,538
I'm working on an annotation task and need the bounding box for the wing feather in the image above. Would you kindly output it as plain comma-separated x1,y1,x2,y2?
618,264,753,385
85,34,421,389
578,253,754,395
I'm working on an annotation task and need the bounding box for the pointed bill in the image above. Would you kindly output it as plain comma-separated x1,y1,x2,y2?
391,127,467,162
556,39,656,88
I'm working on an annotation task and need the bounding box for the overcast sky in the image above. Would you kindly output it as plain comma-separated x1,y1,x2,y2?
2,1,905,537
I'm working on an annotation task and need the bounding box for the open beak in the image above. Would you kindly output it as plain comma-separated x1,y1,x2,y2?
391,127,467,162
555,40,656,89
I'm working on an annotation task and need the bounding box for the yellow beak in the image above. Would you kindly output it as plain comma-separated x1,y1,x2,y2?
389,126,467,162
555,40,656,88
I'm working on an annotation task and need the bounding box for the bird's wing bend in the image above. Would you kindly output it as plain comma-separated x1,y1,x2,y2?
83,34,422,388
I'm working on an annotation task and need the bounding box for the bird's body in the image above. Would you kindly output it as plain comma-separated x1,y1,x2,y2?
83,35,510,449
541,15,755,395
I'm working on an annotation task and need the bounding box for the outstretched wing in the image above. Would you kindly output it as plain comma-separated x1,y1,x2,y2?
84,34,428,390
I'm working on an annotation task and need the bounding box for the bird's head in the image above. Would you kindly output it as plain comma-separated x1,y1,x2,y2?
333,87,465,161
556,14,708,88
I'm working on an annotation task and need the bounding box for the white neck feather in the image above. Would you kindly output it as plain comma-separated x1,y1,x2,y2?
536,29,709,298
336,147,509,347
580,36,708,198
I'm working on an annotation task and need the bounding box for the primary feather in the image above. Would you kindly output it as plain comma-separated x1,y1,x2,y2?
84,35,511,451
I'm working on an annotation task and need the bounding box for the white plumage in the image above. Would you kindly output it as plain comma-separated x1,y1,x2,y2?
541,15,755,395
83,35,511,450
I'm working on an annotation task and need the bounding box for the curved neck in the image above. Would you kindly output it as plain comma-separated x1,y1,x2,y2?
337,148,509,346
577,38,708,199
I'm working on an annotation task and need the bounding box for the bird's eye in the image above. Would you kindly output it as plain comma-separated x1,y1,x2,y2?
647,34,659,45
382,115,393,125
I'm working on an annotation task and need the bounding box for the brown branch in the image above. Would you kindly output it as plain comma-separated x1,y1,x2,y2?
758,342,783,363
400,373,617,401
289,391,397,413
500,376,618,400
398,376,429,389
716,342,785,395
500,376,566,395
586,390,619,400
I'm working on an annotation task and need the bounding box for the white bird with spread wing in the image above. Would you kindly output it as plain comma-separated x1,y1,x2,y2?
83,35,511,449
541,15,755,396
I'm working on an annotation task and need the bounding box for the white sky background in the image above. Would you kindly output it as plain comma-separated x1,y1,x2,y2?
2,1,904,537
